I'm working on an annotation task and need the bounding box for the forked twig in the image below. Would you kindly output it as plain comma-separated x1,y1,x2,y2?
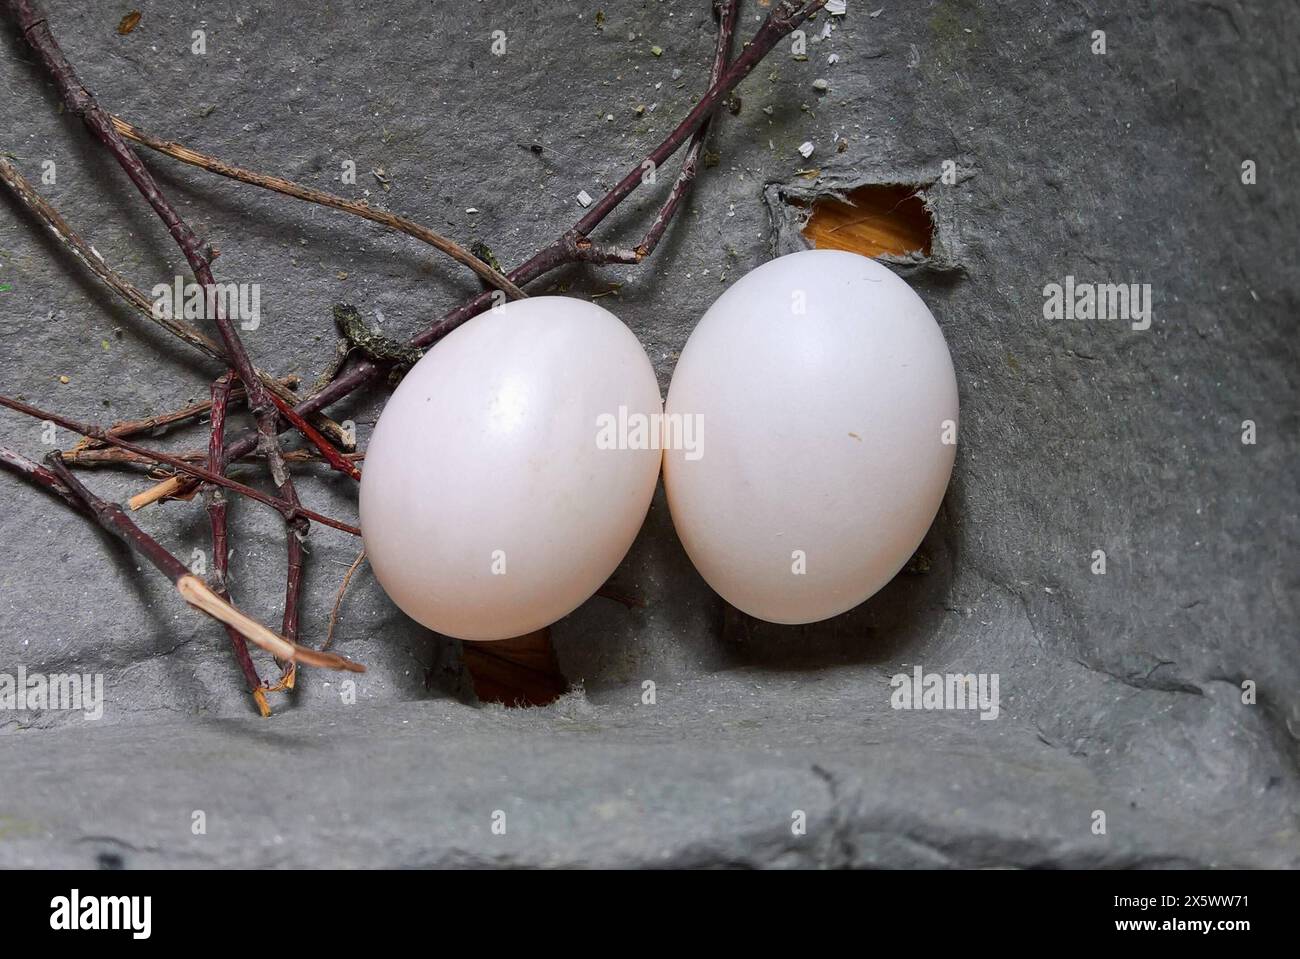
108,115,527,301
0,394,360,535
324,549,368,652
39,452,364,674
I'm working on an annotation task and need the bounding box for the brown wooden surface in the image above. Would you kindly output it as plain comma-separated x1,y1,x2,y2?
800,183,933,258
462,627,568,707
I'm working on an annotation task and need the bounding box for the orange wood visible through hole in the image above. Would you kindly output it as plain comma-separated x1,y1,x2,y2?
800,184,934,258
462,627,568,708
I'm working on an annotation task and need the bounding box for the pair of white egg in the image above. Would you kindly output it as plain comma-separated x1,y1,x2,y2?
360,249,958,642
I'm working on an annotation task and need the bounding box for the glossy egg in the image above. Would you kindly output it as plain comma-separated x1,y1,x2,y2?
662,249,958,625
360,297,662,641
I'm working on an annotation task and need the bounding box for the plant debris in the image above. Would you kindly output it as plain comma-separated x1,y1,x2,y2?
115,11,141,36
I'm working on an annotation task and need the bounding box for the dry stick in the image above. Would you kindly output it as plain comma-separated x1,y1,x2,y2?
540,0,824,272
205,372,269,714
9,0,282,453
266,389,361,482
109,116,527,302
275,490,308,687
216,382,297,699
0,157,350,448
69,376,298,453
0,395,360,535
323,549,367,652
585,0,741,265
0,445,85,513
9,0,320,669
144,0,825,505
62,446,362,470
35,452,363,673
638,0,740,257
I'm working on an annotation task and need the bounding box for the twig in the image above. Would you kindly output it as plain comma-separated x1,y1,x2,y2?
583,0,741,265
107,115,527,302
205,372,267,712
38,452,363,673
8,4,318,658
69,376,298,452
323,549,367,652
0,445,85,513
0,394,360,535
61,446,362,470
0,156,351,449
266,389,361,482
595,583,647,610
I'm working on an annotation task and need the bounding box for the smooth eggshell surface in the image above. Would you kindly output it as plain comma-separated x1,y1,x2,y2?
360,296,662,641
663,249,958,625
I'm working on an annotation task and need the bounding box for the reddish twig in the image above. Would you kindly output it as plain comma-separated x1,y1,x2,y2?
0,445,86,513
0,157,353,446
68,376,299,454
204,372,267,711
107,115,526,301
60,446,362,470
0,395,360,536
266,390,362,482
582,0,741,265
323,549,367,652
36,452,364,674
595,583,648,610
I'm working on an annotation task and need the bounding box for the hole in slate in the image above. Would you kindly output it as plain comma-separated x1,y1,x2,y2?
799,183,934,258
461,627,569,707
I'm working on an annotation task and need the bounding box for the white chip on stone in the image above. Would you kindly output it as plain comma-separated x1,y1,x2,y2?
577,190,594,207
827,0,848,15
798,141,815,158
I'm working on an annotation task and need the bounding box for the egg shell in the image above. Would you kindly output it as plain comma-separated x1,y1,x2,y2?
663,249,958,625
360,296,663,641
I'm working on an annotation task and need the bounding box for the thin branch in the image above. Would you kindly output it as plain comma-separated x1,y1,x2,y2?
266,389,361,482
205,372,267,712
0,155,352,449
324,549,367,652
61,446,362,470
108,115,527,302
8,0,301,536
69,375,298,452
595,583,647,610
0,394,360,536
583,1,826,236
39,453,363,673
581,0,741,265
0,445,85,513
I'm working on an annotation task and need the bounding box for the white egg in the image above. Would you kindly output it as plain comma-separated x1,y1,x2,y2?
360,297,662,641
663,249,958,625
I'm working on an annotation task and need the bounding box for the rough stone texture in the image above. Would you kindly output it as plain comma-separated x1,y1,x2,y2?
0,1,1296,868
